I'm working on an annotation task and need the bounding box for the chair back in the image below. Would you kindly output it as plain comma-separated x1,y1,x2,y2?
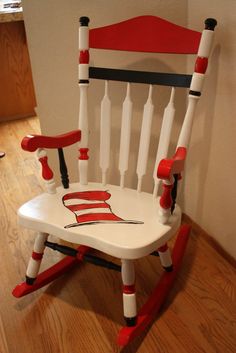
78,15,217,196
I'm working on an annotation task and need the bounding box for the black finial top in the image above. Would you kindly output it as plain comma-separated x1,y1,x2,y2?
205,18,217,31
79,16,90,26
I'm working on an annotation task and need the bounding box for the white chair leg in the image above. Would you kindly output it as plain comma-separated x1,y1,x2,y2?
157,243,173,272
121,259,137,326
26,232,48,284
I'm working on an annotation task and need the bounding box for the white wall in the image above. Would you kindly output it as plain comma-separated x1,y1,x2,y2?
184,0,236,258
22,0,236,259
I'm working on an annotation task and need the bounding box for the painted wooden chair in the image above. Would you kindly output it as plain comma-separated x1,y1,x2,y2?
13,15,217,346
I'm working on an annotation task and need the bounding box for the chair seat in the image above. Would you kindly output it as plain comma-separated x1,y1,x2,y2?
18,183,181,259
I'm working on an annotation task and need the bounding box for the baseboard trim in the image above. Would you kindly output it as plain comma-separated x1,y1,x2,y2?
182,213,236,268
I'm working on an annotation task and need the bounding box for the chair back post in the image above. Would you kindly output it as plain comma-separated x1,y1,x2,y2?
78,16,90,185
177,18,217,149
158,18,217,224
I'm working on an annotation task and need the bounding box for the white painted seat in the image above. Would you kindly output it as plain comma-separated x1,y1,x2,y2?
13,15,217,346
18,183,181,259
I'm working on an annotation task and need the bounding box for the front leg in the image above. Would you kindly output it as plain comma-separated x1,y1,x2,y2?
26,232,48,284
121,259,137,326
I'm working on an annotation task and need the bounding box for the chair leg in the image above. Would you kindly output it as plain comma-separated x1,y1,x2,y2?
117,224,191,346
26,232,48,284
157,243,173,272
121,259,137,326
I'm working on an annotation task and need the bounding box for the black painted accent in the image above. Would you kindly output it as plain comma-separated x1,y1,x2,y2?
150,251,159,257
84,253,121,271
45,241,77,256
189,90,201,97
89,67,192,88
163,265,174,272
125,317,137,327
44,241,121,272
79,79,89,84
171,174,179,214
205,18,217,31
26,276,36,285
58,148,69,189
79,16,89,26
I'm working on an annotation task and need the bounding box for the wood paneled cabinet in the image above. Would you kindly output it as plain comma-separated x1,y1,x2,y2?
0,20,36,120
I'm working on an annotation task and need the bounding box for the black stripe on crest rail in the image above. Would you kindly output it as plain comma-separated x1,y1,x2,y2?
89,67,192,88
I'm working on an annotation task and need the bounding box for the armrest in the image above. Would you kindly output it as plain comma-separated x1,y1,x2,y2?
157,147,187,180
21,130,81,152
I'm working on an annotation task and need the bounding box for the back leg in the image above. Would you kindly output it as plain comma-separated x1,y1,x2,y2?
157,243,173,272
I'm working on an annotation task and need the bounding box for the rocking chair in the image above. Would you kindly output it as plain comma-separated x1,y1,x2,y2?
13,15,217,346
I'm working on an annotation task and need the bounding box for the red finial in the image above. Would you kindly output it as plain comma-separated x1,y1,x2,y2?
38,156,54,180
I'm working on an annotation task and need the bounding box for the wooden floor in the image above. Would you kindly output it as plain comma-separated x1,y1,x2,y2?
0,117,236,353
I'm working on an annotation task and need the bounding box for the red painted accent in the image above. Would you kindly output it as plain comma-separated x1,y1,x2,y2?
79,148,89,160
67,202,110,212
32,251,43,261
63,190,111,202
195,56,208,73
117,224,191,346
63,190,143,227
157,243,168,253
90,16,201,54
160,184,173,209
21,130,81,152
76,213,123,223
12,245,90,298
79,50,89,64
157,147,187,180
38,156,54,180
123,285,135,294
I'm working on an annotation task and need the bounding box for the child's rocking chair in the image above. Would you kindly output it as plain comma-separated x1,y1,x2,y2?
13,15,217,346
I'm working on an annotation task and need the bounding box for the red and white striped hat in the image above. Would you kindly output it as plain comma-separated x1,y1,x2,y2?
62,190,143,228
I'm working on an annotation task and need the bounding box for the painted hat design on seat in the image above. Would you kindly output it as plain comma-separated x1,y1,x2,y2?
62,190,143,228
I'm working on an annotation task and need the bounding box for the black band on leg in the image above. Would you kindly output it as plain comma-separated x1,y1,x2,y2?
125,316,137,327
163,265,174,272
26,276,36,285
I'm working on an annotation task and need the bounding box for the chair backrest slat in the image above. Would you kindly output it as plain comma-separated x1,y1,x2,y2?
89,15,201,54
153,87,175,197
136,85,154,192
100,81,111,185
119,83,133,188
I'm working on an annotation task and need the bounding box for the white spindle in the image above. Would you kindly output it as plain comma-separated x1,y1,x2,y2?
153,87,175,197
136,85,154,192
119,83,133,188
100,81,111,185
